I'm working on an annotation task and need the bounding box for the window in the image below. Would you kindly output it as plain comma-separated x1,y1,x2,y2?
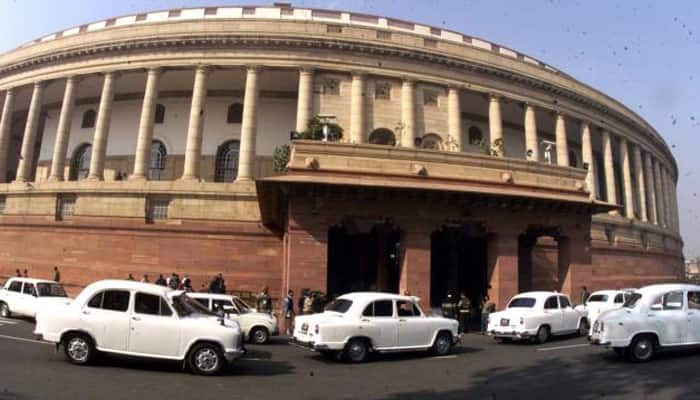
155,104,166,124
423,90,438,106
568,150,578,168
36,283,67,297
544,297,559,310
146,197,169,222
149,140,167,180
587,294,608,303
688,292,700,310
87,290,130,312
22,283,36,296
135,293,172,316
7,281,22,292
69,143,92,181
363,300,393,317
376,31,392,40
375,81,391,100
81,109,96,129
87,292,103,308
322,78,340,96
192,298,209,309
326,25,343,33
214,140,240,182
326,299,353,314
227,103,243,124
397,300,421,317
56,194,76,220
559,296,571,308
661,291,684,310
468,126,483,145
614,294,625,304
508,297,536,308
213,299,235,313
368,128,396,146
623,293,642,308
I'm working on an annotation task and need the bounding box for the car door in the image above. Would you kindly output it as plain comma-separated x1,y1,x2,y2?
4,280,23,315
361,300,398,349
558,296,579,331
649,290,688,346
21,283,38,317
686,291,700,344
129,292,180,358
396,300,433,348
80,290,132,352
543,296,563,333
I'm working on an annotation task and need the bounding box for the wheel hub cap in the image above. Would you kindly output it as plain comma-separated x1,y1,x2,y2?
195,349,219,372
68,338,88,362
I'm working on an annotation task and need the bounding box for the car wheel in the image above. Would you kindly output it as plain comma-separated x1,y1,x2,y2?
250,327,270,345
578,319,589,336
627,336,655,363
188,343,224,375
63,333,95,365
343,339,369,363
535,326,550,344
0,303,10,318
432,332,453,356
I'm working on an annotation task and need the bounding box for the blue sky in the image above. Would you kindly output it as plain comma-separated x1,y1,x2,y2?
1,0,698,258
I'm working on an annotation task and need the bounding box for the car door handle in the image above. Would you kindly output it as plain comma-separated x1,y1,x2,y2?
399,319,406,322
132,316,141,321
81,310,90,315
689,312,695,316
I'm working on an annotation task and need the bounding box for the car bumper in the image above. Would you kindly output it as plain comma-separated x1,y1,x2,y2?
489,328,537,340
223,348,245,362
588,335,630,348
289,338,344,351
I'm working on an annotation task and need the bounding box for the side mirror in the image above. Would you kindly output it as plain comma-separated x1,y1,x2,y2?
650,304,662,311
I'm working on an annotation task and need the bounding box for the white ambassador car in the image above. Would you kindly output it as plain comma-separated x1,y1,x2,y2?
590,284,700,362
0,278,72,318
292,292,459,363
188,292,278,344
34,280,244,375
488,291,589,344
575,289,634,332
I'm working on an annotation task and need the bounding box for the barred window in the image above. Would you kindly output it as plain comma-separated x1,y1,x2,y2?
56,195,76,221
146,198,169,223
81,109,96,129
375,82,391,100
155,104,166,124
69,143,92,181
148,140,167,181
468,126,483,145
227,103,243,124
215,140,240,182
322,78,340,96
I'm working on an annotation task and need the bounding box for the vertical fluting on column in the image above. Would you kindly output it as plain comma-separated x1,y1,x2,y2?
447,86,462,151
644,152,658,225
49,77,78,181
0,88,16,183
349,72,366,144
580,122,597,199
87,72,117,181
555,112,569,166
181,66,209,181
236,66,261,181
670,174,680,233
401,79,416,148
131,68,162,180
601,129,618,211
295,68,313,133
489,94,503,157
524,103,538,161
620,137,635,219
15,82,46,183
632,144,648,222
653,159,666,227
662,168,674,231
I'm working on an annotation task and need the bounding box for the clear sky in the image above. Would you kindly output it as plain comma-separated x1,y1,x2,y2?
0,0,698,258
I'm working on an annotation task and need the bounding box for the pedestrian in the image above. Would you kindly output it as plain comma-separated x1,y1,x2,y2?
23,269,28,278
441,293,457,320
127,273,135,281
217,273,227,294
168,273,179,290
155,274,166,286
283,290,295,336
15,269,21,277
480,295,493,335
580,286,590,305
141,274,149,283
457,292,472,334
257,286,272,314
303,291,314,315
298,289,308,315
208,275,219,293
52,266,61,282
181,276,193,292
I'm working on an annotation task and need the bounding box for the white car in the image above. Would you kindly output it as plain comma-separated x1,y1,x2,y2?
575,289,635,333
34,280,244,375
590,283,700,362
0,278,72,318
188,293,278,344
488,291,589,344
292,292,459,363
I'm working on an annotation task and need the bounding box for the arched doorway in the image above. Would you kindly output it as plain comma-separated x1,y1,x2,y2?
215,140,240,182
518,226,564,293
368,128,397,146
69,143,92,181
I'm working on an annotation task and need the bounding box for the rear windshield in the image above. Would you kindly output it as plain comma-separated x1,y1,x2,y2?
326,299,353,313
623,293,643,309
587,294,608,303
508,297,536,308
36,283,67,297
172,294,215,317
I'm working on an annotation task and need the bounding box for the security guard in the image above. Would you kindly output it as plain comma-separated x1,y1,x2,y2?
441,293,457,320
457,293,472,333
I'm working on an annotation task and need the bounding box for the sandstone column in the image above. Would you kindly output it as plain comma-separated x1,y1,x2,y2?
662,168,673,231
181,66,209,181
524,103,538,161
653,159,666,228
620,137,635,219
131,68,162,180
489,94,503,156
487,231,519,310
15,82,46,183
632,144,648,222
644,152,658,225
236,66,261,181
555,112,569,166
580,122,597,199
87,72,117,181
401,79,416,148
601,129,618,212
447,86,462,151
49,77,79,181
0,88,16,183
670,175,680,233
295,68,314,133
558,231,593,304
349,72,366,144
399,228,432,312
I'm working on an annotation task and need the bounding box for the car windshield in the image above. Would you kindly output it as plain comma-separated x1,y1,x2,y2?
36,283,67,297
233,298,251,313
508,297,536,308
171,294,215,317
326,299,353,313
587,294,608,303
623,293,643,309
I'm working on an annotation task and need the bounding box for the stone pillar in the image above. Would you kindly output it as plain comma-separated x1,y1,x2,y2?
399,228,431,311
524,103,538,161
632,145,648,222
295,68,314,133
670,175,680,233
662,168,673,231
620,138,635,219
601,129,618,211
653,159,666,228
644,152,658,225
401,79,416,148
49,77,79,181
580,122,597,199
236,66,261,181
131,68,162,180
87,72,117,181
487,231,519,310
558,231,593,304
555,112,569,167
447,86,462,151
181,66,209,181
489,94,503,157
15,82,46,183
349,72,366,144
0,88,16,183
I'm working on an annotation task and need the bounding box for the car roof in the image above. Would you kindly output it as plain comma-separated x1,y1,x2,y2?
338,292,420,303
589,290,621,297
75,279,173,302
513,291,568,300
6,277,58,285
636,284,700,296
187,292,240,300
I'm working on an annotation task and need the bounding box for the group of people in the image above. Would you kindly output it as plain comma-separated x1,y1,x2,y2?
124,272,227,294
15,266,61,283
279,289,330,335
441,292,495,334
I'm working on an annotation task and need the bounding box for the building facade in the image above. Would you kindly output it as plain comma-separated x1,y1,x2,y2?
0,5,683,309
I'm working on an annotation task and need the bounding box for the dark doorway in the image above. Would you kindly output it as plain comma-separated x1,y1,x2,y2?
430,224,488,310
518,226,561,292
326,220,401,299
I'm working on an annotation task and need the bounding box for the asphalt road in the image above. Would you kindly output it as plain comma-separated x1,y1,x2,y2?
1,318,700,400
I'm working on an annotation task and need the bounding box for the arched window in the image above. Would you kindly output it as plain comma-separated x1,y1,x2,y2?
568,150,578,168
421,133,443,150
468,126,483,145
81,109,96,129
149,140,167,180
155,104,166,124
368,128,396,146
69,143,92,181
227,103,243,124
215,140,240,182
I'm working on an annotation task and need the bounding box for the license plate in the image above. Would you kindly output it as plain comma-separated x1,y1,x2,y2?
500,318,509,326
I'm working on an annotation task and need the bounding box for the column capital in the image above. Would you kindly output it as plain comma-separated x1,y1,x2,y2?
350,70,367,79
146,67,164,76
33,81,47,89
245,64,264,74
299,66,315,75
401,77,416,85
446,83,463,92
489,92,502,102
194,65,211,75
3,87,15,96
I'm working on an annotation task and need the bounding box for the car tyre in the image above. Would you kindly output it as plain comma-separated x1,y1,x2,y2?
534,326,550,344
432,332,453,356
627,335,655,363
62,333,95,365
188,343,224,375
0,302,10,318
250,327,270,345
343,338,369,363
578,319,589,336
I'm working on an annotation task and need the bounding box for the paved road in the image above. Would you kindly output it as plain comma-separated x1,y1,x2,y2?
1,318,699,400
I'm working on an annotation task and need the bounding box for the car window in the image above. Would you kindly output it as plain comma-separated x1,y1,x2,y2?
363,300,393,317
587,294,608,303
613,294,624,304
191,297,209,309
7,281,22,292
88,290,130,312
688,292,700,310
135,293,172,316
87,292,103,308
544,297,559,310
508,297,536,308
397,300,420,317
559,296,571,308
22,283,36,296
36,283,67,297
623,293,642,308
660,291,684,311
326,299,353,314
213,299,236,313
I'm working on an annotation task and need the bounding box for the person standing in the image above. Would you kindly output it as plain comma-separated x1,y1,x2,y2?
457,292,472,334
141,274,149,283
580,286,590,305
303,291,314,315
441,293,457,320
297,289,308,315
23,269,28,278
480,295,494,335
52,266,61,282
257,286,272,314
217,273,227,294
283,290,295,336
155,274,166,286
127,273,135,281
15,269,21,277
